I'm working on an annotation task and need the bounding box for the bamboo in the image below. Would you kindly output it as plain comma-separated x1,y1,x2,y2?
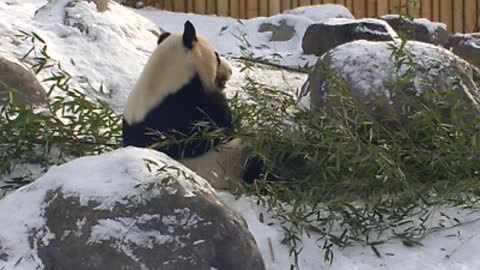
408,0,420,17
390,0,401,13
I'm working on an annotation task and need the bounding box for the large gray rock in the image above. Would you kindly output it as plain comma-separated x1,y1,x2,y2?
301,40,480,120
380,15,449,46
0,148,265,270
447,33,480,69
302,18,398,56
0,55,47,105
258,20,296,42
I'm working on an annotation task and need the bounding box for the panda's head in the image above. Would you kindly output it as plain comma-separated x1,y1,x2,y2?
124,21,232,124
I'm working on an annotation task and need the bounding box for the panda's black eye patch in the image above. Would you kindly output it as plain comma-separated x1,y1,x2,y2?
157,32,171,45
215,52,221,65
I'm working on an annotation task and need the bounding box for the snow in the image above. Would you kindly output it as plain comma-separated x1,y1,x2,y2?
0,147,213,270
0,0,311,112
1,1,480,269
381,14,447,33
135,4,353,69
323,17,399,39
89,216,173,247
316,39,475,99
221,192,480,270
450,33,480,49
3,147,480,270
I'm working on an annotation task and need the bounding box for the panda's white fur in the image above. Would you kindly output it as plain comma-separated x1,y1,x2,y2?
123,21,247,190
180,138,245,190
124,33,232,125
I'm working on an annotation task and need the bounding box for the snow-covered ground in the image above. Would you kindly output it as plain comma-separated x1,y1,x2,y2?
1,1,480,269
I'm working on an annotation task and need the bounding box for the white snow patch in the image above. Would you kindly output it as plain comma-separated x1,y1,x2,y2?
323,17,399,39
321,39,473,99
88,216,173,248
134,5,352,68
381,14,447,33
1,2,480,270
0,147,213,269
450,33,480,49
220,192,480,270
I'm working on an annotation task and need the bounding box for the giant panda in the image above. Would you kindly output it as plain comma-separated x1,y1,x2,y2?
123,21,255,189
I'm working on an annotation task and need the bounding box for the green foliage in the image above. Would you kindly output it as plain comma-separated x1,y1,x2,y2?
230,10,480,269
0,16,479,269
0,32,121,190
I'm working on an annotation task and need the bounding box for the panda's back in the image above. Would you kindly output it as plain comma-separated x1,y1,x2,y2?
122,75,233,159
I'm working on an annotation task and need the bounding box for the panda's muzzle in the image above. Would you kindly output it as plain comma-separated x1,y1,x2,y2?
216,77,228,89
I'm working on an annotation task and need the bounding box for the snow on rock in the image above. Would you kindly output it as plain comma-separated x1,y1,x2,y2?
0,0,159,112
135,4,354,68
226,60,307,100
0,53,48,105
302,17,398,56
3,2,480,269
301,40,480,119
0,147,265,270
0,0,312,112
448,33,480,68
220,192,480,270
380,14,449,46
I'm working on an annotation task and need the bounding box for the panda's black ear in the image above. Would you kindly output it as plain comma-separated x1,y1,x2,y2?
157,32,171,45
183,21,197,49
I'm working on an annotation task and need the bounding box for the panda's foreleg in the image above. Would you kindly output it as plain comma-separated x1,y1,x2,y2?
179,138,245,190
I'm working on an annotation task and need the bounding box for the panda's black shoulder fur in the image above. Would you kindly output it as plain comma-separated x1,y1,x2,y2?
122,74,233,159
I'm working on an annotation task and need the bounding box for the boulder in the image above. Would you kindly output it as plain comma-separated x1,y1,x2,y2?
0,55,47,105
258,20,296,42
0,148,265,270
447,33,480,69
301,40,480,120
380,15,449,46
302,18,398,56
